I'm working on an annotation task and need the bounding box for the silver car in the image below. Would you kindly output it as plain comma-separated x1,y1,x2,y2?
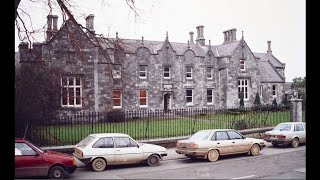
264,122,306,147
175,129,267,162
73,133,167,172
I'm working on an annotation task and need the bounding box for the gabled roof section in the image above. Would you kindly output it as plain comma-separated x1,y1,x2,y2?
260,61,285,82
253,52,284,68
202,41,240,57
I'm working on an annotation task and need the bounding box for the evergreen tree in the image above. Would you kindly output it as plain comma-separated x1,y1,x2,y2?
272,98,278,107
254,92,261,106
239,91,244,108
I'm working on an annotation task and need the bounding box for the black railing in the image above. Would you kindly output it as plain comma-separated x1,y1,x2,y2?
16,105,292,147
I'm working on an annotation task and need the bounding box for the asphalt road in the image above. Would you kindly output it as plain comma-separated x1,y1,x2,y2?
69,143,306,179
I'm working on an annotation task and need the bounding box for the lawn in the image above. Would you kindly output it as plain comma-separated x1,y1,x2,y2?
28,110,297,147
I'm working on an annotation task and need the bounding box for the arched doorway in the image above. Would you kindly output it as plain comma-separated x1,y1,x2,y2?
163,93,172,112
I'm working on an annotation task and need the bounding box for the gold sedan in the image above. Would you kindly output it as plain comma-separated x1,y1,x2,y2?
175,129,267,162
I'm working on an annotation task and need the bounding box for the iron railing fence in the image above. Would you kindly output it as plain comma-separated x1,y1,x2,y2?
16,105,293,147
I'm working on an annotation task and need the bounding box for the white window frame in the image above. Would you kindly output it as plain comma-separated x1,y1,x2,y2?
113,90,122,109
272,85,277,97
61,76,82,107
139,65,147,79
186,89,193,106
207,89,214,105
163,66,171,79
139,89,148,108
238,79,249,101
206,67,213,80
186,66,193,80
240,60,246,71
260,85,263,98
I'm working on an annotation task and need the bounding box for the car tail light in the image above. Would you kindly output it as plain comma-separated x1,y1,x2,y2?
75,148,83,157
278,135,286,139
72,158,77,166
187,143,199,149
176,142,181,147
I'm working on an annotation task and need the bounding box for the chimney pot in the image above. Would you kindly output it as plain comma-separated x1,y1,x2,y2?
196,25,205,46
19,42,29,50
189,31,194,44
52,15,58,30
86,14,95,33
267,41,272,54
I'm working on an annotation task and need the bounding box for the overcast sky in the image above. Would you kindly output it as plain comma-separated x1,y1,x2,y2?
15,0,305,82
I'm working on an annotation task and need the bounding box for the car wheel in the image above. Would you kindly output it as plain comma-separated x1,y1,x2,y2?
147,154,160,167
207,149,219,162
272,142,279,147
48,165,68,179
250,144,260,156
291,138,299,148
91,158,107,172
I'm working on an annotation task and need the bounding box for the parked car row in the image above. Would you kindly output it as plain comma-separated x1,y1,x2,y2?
15,122,306,179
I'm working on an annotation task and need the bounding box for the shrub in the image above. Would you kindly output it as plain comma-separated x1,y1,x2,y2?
233,119,249,130
106,109,126,122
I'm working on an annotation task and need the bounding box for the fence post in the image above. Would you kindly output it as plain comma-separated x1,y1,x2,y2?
290,98,303,122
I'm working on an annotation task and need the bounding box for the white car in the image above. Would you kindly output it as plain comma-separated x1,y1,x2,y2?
264,122,306,147
73,133,167,172
175,129,267,162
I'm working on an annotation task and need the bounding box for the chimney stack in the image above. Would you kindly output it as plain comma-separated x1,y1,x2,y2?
46,15,58,41
267,41,272,54
86,14,95,33
189,31,194,44
196,25,205,46
223,28,237,43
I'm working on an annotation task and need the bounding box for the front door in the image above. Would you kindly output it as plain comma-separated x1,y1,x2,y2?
164,93,171,112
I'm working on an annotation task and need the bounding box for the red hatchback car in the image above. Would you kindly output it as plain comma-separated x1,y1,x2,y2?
15,138,77,179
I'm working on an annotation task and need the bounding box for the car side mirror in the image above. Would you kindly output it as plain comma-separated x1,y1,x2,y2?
35,153,40,157
242,136,246,139
137,144,140,148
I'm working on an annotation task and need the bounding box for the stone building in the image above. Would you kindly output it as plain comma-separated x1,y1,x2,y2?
18,15,286,114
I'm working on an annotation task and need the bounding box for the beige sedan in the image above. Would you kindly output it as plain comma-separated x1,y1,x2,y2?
175,129,267,162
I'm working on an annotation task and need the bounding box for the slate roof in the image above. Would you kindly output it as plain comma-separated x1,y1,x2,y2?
96,37,240,57
253,52,284,68
259,61,284,82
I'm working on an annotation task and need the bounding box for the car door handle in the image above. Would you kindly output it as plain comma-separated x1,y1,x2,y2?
217,143,220,144
117,150,120,151
232,142,235,143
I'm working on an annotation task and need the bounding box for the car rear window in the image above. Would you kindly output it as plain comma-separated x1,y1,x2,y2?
190,131,211,140
274,124,292,131
77,136,95,147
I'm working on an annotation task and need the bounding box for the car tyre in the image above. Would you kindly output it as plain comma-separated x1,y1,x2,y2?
91,158,107,172
291,138,299,148
207,149,219,162
48,165,68,179
272,142,279,147
250,144,260,156
147,154,160,167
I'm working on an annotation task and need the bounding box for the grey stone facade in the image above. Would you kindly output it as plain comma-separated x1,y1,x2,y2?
18,15,286,113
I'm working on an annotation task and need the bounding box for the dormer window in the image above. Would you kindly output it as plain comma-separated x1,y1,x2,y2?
164,66,171,79
186,66,193,79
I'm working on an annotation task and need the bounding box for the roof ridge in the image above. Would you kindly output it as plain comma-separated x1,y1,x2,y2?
267,60,285,82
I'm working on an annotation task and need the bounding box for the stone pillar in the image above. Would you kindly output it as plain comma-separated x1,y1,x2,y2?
290,98,303,122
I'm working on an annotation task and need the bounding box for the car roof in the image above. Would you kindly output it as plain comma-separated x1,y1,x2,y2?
278,122,305,125
88,133,130,138
199,129,235,132
15,138,27,142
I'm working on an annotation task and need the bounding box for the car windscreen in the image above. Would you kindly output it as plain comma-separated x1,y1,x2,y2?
190,131,211,140
274,124,292,131
77,136,95,147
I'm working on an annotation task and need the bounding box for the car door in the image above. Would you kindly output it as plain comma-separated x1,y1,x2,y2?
212,131,233,155
91,137,116,164
226,130,251,153
294,123,306,143
114,137,143,164
15,142,47,178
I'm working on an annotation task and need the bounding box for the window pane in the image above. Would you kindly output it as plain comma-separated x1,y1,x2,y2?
140,66,146,71
186,73,191,78
187,67,192,72
186,90,192,96
207,97,212,103
187,97,192,103
69,78,74,86
140,72,146,77
76,88,81,96
76,97,81,105
140,90,146,97
62,77,68,86
140,98,147,105
113,99,121,106
164,72,169,77
164,67,169,71
75,77,81,85
207,90,212,96
113,91,121,98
